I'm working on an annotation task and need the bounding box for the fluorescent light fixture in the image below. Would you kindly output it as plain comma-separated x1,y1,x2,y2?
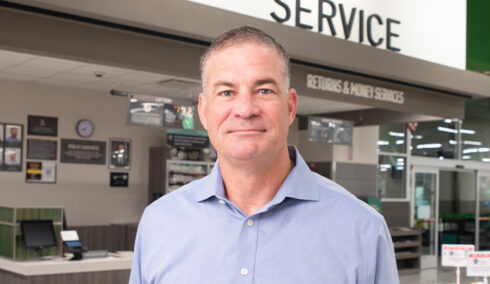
416,143,442,149
389,131,405,137
437,126,457,134
396,158,404,162
479,147,490,153
460,129,476,135
444,119,453,123
414,135,423,139
130,98,138,103
462,155,471,160
377,140,389,146
396,140,404,145
449,140,457,145
463,140,482,146
395,166,404,170
462,148,478,154
379,164,391,169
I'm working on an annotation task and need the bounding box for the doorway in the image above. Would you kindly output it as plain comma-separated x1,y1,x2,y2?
412,167,479,268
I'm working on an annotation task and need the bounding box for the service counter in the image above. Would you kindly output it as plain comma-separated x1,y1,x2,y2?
0,251,132,284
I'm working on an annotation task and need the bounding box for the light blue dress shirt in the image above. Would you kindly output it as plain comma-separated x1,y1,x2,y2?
130,147,399,283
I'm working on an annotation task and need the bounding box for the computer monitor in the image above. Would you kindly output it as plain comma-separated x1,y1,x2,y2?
20,220,57,250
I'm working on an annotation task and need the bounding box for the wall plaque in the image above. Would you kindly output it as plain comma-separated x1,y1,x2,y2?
61,139,106,165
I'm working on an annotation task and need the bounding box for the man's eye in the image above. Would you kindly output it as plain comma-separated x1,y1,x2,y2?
259,89,272,95
219,90,233,97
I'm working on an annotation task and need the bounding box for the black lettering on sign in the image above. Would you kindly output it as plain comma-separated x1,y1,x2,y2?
339,4,356,39
318,0,336,35
386,18,401,51
296,0,313,30
270,0,291,23
367,14,383,47
359,10,364,43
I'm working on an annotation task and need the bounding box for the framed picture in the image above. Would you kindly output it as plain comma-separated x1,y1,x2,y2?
0,123,23,171
26,161,57,184
5,124,22,147
60,139,106,165
109,138,131,170
27,139,57,160
0,123,4,142
27,115,58,137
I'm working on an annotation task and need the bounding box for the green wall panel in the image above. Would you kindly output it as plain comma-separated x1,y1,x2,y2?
467,0,490,73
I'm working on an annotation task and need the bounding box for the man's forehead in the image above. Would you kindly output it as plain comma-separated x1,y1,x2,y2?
208,41,281,61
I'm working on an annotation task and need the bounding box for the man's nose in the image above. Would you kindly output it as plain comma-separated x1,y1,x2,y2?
233,92,260,118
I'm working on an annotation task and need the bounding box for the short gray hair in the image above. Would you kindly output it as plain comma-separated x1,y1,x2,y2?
200,26,290,93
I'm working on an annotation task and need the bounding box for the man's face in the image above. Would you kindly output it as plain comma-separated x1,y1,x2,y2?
10,127,17,138
198,42,297,162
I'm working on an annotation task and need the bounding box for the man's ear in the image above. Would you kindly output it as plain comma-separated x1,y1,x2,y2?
287,88,298,125
198,93,208,130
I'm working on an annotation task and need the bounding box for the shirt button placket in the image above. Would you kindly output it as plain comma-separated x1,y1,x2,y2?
235,216,260,283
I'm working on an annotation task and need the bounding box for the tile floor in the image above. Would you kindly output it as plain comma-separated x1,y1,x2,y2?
399,267,486,284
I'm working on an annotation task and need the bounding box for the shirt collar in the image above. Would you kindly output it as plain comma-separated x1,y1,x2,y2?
194,146,319,203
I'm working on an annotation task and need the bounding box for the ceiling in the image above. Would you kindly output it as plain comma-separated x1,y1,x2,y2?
0,49,371,115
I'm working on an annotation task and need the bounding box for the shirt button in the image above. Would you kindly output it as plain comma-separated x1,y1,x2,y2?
240,267,248,276
246,219,254,227
218,200,225,204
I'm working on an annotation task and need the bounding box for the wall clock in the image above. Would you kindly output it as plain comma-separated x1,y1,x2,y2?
76,119,94,138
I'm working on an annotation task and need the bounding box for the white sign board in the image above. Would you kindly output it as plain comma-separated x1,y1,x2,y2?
60,230,80,242
467,251,490,277
442,244,475,267
188,0,466,69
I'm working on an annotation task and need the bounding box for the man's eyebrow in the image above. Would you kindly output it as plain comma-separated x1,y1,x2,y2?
213,80,235,88
254,78,279,87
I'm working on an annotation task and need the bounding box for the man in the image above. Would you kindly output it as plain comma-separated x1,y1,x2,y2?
130,26,399,283
6,127,20,143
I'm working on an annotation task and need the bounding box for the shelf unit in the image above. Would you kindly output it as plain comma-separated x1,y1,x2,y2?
166,160,214,193
390,227,422,275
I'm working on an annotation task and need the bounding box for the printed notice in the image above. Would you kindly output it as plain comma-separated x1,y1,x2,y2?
441,244,475,267
467,251,490,277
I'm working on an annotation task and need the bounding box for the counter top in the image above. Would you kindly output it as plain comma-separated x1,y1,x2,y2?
0,251,133,276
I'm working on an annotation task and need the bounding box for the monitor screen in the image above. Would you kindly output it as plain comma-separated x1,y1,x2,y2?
20,220,57,250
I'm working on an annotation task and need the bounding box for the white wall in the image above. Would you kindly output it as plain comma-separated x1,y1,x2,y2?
0,79,170,226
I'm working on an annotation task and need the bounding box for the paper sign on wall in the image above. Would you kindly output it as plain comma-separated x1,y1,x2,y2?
442,244,475,267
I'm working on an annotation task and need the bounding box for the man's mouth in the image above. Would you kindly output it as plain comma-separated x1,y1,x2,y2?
227,129,266,134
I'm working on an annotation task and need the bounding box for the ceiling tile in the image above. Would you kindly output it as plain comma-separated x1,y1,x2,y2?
0,72,38,82
19,57,87,72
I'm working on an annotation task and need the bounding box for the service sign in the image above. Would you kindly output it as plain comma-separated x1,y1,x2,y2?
188,0,466,69
441,244,475,267
467,251,490,277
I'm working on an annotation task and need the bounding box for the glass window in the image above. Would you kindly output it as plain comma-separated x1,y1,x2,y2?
377,155,406,198
461,98,490,162
411,120,457,159
378,123,406,153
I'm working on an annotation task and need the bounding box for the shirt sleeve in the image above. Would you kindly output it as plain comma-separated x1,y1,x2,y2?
374,221,400,284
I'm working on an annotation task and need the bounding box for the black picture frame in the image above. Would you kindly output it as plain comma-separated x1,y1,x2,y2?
60,139,106,165
27,139,57,160
27,115,58,137
110,172,129,187
1,123,23,172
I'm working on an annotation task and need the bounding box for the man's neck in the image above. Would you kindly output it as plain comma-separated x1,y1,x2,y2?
218,147,294,216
